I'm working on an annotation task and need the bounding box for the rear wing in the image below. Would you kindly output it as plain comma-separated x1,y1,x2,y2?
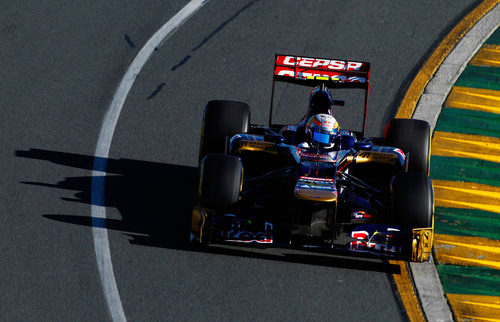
270,54,371,137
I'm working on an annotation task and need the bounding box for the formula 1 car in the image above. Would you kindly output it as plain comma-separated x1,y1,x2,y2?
191,54,433,262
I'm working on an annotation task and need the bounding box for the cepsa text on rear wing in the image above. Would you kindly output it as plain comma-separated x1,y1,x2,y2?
274,55,370,87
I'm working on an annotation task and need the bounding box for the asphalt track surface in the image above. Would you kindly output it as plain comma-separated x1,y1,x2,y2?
0,0,481,320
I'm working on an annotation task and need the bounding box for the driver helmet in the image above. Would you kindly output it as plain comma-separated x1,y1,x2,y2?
306,113,339,146
308,84,333,117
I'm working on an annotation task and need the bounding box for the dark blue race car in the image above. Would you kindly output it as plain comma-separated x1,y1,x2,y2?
191,55,434,262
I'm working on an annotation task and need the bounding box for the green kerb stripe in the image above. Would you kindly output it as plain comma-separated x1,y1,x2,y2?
431,155,500,187
436,264,500,296
454,65,500,91
434,107,500,138
435,207,500,240
485,27,500,45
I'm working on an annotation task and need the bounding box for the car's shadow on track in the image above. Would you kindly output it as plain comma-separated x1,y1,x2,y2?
16,148,196,250
16,148,400,274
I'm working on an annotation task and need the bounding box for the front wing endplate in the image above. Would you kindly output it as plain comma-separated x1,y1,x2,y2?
411,228,433,262
191,206,209,243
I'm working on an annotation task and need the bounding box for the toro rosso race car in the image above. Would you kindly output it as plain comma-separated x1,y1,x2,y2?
191,54,433,262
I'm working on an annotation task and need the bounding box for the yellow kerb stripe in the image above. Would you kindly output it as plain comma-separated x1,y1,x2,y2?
389,260,425,322
445,86,500,113
395,0,500,119
434,234,500,269
446,294,500,321
433,180,500,214
470,44,500,67
432,131,500,162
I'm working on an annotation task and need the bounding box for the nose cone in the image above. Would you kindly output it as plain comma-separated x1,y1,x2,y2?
294,177,337,202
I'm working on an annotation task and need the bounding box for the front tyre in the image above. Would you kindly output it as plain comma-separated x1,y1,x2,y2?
192,154,243,245
385,119,431,174
391,171,433,229
391,171,433,261
199,153,243,210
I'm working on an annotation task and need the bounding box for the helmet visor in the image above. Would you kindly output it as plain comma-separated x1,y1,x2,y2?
312,130,332,144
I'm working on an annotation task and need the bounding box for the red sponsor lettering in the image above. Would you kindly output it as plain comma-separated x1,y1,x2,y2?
350,231,368,250
350,230,401,254
275,66,295,77
298,57,314,67
312,59,330,68
282,56,295,65
274,66,366,83
346,62,363,71
276,55,365,71
329,60,345,70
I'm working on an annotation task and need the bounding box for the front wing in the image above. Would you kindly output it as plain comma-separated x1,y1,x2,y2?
191,207,432,261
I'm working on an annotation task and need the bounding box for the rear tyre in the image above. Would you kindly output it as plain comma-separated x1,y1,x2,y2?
199,153,243,210
391,171,433,231
199,100,250,162
384,119,430,174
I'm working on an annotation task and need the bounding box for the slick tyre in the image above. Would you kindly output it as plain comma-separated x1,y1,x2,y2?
199,100,250,162
391,171,433,230
199,153,243,210
384,119,431,174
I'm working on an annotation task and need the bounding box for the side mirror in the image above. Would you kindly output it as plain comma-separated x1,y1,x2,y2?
264,134,285,144
354,139,373,150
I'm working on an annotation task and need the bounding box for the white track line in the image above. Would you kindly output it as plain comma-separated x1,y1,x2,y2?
91,1,209,320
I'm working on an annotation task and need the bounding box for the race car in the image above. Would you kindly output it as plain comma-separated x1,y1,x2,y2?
191,54,433,262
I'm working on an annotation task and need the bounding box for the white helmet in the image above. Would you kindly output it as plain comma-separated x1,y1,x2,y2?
306,114,339,146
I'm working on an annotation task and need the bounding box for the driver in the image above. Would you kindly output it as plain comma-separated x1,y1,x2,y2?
299,113,340,150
